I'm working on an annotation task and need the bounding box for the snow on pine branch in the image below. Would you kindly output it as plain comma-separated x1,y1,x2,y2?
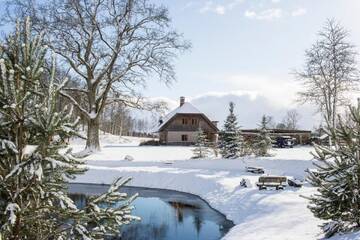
52,191,77,210
0,139,18,154
5,203,20,225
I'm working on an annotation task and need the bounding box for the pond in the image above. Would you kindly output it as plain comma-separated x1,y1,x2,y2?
68,183,234,240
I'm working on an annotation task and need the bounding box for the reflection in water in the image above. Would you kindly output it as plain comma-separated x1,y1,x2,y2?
168,201,203,234
193,213,203,235
122,222,168,240
69,183,234,240
70,193,88,208
169,201,188,223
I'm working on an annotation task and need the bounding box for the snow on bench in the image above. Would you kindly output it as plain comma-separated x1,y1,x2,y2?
256,176,287,190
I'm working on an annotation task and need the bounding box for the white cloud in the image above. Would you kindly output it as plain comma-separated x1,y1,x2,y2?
244,8,283,20
215,5,226,15
145,72,321,129
199,1,227,15
199,1,220,15
195,0,305,19
291,8,307,17
227,0,245,10
182,1,198,10
244,10,256,18
199,0,244,15
183,73,303,109
199,1,210,13
222,74,300,108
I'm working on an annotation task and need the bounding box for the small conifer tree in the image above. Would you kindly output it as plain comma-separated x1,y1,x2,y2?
0,18,138,240
192,127,211,159
253,115,273,156
307,100,360,238
219,102,243,158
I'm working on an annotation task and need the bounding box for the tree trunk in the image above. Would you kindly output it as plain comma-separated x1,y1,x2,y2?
119,119,123,137
86,117,101,151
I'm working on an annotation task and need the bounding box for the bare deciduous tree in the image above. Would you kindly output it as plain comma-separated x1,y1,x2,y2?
282,110,301,130
295,19,359,134
4,0,190,152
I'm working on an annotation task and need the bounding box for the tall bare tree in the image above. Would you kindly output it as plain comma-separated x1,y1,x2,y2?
295,19,359,134
4,0,190,152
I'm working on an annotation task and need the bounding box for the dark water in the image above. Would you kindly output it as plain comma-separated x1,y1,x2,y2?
68,183,234,240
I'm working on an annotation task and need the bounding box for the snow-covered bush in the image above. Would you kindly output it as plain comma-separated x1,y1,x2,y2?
0,18,138,239
239,178,251,188
124,155,135,161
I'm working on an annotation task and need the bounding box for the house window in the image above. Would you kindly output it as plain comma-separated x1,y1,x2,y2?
182,118,188,125
192,119,198,125
181,135,188,142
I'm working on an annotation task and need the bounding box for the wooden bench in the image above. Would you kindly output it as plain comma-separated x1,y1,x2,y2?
246,166,265,174
256,176,287,190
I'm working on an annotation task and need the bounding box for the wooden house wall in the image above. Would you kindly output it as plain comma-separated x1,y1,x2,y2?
158,114,218,145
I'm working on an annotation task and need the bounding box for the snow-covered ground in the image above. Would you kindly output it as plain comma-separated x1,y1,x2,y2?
70,134,358,240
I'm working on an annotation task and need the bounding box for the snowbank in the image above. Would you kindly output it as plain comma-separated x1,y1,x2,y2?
70,132,154,150
330,231,360,240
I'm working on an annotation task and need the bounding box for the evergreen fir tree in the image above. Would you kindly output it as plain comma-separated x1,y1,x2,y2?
307,100,360,238
192,127,211,159
219,102,243,158
253,115,273,156
0,18,138,240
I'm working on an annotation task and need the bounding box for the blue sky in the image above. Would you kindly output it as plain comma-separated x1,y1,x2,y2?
142,0,360,129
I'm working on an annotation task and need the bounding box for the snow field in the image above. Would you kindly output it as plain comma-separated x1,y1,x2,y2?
70,136,356,240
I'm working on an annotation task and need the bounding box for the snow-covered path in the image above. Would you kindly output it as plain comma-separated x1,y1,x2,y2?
71,137,328,240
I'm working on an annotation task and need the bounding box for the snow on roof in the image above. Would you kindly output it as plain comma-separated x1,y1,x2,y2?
154,102,202,132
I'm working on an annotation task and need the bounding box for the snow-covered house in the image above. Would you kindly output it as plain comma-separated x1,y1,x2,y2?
155,97,219,145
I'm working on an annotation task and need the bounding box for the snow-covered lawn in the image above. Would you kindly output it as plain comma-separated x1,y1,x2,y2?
70,135,356,240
